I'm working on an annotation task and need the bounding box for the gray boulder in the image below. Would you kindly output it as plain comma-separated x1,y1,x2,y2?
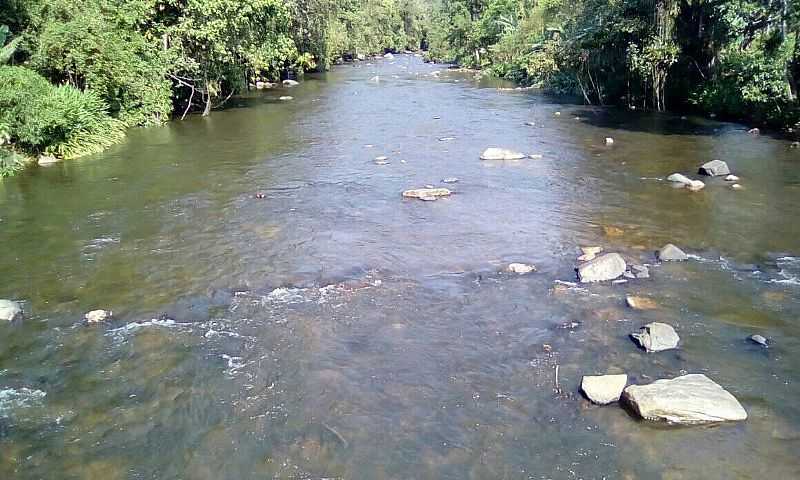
657,244,688,261
698,160,731,177
622,374,747,424
631,322,680,352
0,300,22,321
577,253,627,283
581,374,628,405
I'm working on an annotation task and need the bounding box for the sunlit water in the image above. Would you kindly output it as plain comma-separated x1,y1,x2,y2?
1,55,799,479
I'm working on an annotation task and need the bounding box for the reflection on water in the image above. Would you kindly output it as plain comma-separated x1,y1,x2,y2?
1,55,799,478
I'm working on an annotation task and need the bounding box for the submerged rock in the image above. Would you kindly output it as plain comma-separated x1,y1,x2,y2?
402,188,451,200
581,374,628,405
626,296,658,310
480,148,526,161
507,263,536,274
657,244,688,262
622,374,747,424
85,309,112,324
631,322,680,352
577,253,627,283
0,300,22,321
698,159,731,177
748,334,769,347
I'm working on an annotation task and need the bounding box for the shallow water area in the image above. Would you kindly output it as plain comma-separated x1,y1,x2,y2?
1,55,799,479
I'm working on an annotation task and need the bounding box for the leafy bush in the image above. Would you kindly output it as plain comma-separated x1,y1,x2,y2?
0,66,126,160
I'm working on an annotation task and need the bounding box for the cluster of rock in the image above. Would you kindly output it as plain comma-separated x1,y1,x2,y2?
0,302,113,325
668,160,744,191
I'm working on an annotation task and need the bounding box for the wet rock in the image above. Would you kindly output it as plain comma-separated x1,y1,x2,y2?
581,374,628,405
507,263,536,274
626,296,658,310
605,137,614,145
748,128,760,135
631,322,680,352
279,96,293,101
667,173,705,190
0,300,22,321
282,79,299,87
38,155,59,166
748,334,769,347
657,244,688,262
725,174,740,182
383,52,394,59
85,309,112,324
698,159,731,177
622,374,747,424
402,188,451,200
441,177,459,184
579,246,603,262
577,253,627,283
480,148,526,161
731,183,743,190
632,265,650,279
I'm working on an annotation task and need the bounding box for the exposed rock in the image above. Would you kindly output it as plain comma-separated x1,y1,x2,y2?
85,309,112,324
37,155,59,166
631,322,680,352
480,148,526,161
402,188,451,200
698,159,731,177
357,54,366,61
529,154,543,159
581,374,628,405
667,173,705,190
441,177,459,184
383,53,395,59
279,96,293,101
748,128,760,135
626,295,658,310
577,253,627,283
605,137,614,145
748,334,769,347
622,374,747,424
731,183,743,190
725,174,740,182
0,300,22,321
657,244,688,262
255,81,275,90
579,246,603,262
507,263,536,274
632,265,650,279
282,79,299,87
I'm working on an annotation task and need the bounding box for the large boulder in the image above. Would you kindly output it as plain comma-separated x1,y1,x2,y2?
480,148,526,161
698,160,731,177
631,322,680,352
657,244,688,261
577,253,627,283
581,374,628,405
622,374,747,425
0,300,22,321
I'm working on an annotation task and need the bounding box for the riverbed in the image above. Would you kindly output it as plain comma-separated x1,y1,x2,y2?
1,54,799,479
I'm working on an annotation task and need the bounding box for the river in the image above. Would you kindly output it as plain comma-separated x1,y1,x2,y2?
1,54,799,479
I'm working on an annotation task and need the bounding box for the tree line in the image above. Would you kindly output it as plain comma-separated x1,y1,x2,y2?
0,0,431,176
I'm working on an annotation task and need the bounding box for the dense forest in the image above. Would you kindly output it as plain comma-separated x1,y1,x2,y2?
1,0,798,177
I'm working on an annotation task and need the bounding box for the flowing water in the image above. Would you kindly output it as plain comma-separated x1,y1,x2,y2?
1,55,800,479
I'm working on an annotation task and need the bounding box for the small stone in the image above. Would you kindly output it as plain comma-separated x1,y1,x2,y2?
507,263,536,274
626,296,658,310
623,271,636,279
438,137,456,142
524,121,536,127
554,111,561,116
578,253,597,262
38,155,59,166
383,53,394,59
748,128,760,135
605,137,614,145
480,148,526,161
0,300,22,321
581,374,628,405
698,159,731,177
529,154,543,159
688,180,706,191
279,96,293,101
441,177,459,184
374,156,389,161
725,174,740,182
402,188,451,200
622,374,747,424
748,334,769,347
632,265,650,279
85,309,112,324
731,184,743,190
577,253,627,283
631,322,680,352
657,244,688,262
282,79,299,87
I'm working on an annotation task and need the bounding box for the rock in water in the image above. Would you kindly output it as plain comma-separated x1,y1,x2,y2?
698,160,731,177
631,322,680,352
667,173,706,190
605,137,614,145
507,263,536,274
622,374,747,424
282,79,299,87
38,155,59,166
748,334,769,347
441,177,459,184
480,148,526,161
632,265,650,279
383,52,394,59
402,188,451,200
657,244,688,261
85,310,112,323
626,296,658,310
725,174,740,182
577,253,627,283
0,300,22,321
581,374,628,405
279,96,293,101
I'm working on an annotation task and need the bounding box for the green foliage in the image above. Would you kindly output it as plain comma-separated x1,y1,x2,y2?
0,66,126,160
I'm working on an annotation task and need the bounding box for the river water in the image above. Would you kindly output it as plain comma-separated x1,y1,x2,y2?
1,55,799,479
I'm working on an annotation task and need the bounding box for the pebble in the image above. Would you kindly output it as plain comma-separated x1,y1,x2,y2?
748,334,769,347
441,177,459,184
